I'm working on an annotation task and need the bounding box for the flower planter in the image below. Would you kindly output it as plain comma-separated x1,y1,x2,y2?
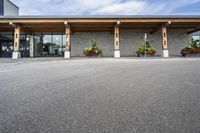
181,49,200,57
191,49,200,53
136,50,156,57
137,53,156,57
83,38,102,57
83,51,102,57
136,40,156,57
181,37,200,57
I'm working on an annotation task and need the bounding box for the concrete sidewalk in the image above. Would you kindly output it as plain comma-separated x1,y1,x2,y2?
1,57,200,64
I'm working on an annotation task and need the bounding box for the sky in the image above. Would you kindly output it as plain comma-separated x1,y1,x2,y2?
11,0,200,15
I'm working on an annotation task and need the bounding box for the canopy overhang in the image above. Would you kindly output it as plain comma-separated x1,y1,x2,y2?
0,15,200,34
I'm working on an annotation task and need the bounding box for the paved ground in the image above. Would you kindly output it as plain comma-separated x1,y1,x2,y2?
0,58,200,133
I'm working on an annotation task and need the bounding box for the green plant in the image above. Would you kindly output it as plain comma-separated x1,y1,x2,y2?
181,37,200,56
83,38,102,56
185,37,198,49
136,40,156,56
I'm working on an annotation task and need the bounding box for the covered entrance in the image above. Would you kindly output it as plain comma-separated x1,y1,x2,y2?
0,16,200,59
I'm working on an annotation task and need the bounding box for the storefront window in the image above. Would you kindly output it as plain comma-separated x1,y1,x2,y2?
53,32,64,56
0,31,13,57
20,32,30,57
34,32,65,57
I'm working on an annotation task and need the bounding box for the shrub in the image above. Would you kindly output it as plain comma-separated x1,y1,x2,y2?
136,40,156,57
83,38,102,56
181,37,200,56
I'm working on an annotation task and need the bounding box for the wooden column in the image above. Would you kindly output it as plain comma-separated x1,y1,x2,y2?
64,25,71,58
162,26,168,50
14,25,21,52
65,26,71,51
114,26,120,58
114,26,120,50
162,26,169,57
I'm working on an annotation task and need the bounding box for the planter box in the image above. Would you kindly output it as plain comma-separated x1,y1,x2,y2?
137,55,156,57
191,49,200,53
137,53,156,57
84,53,103,57
181,49,200,57
183,52,200,57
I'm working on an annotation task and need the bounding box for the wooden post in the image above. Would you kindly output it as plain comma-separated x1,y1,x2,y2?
65,26,70,51
114,26,120,58
114,26,120,50
12,25,21,59
162,26,167,50
64,26,71,58
162,26,169,57
14,25,21,52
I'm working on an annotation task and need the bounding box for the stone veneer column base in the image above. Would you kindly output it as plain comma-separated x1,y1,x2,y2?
12,51,21,59
162,49,169,58
114,50,120,58
64,51,71,59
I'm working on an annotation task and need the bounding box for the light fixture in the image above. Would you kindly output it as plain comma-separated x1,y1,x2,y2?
64,21,68,25
9,22,13,25
117,21,120,25
26,35,30,41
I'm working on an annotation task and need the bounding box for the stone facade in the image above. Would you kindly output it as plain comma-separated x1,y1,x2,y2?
70,30,189,57
71,32,113,57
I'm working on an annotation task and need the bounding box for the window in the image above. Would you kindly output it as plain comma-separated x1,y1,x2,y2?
34,32,65,57
193,31,200,45
0,0,4,15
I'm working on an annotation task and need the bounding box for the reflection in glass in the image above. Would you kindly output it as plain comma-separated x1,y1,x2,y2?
34,32,65,57
0,31,30,57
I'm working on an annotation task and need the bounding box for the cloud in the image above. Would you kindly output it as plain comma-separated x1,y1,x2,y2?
92,1,146,15
10,0,200,15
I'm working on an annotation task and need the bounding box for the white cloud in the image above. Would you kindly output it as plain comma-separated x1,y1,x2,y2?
10,0,200,15
92,1,146,15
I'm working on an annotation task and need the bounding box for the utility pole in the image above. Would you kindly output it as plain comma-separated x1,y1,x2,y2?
144,33,147,58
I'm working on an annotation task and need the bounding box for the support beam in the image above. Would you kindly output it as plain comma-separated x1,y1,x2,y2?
64,24,71,59
162,26,169,58
114,25,120,58
150,21,172,35
150,27,160,35
12,25,21,59
187,26,200,34
9,22,17,28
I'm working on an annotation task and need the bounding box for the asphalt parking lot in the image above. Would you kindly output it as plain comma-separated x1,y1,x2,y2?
0,58,200,133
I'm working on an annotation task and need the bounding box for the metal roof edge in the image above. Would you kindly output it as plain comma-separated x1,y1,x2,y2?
0,15,200,19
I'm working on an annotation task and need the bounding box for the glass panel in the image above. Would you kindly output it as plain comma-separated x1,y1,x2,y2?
43,32,52,56
0,31,30,58
53,32,63,56
0,31,13,57
20,33,30,57
34,33,42,57
33,32,65,57
0,0,4,15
